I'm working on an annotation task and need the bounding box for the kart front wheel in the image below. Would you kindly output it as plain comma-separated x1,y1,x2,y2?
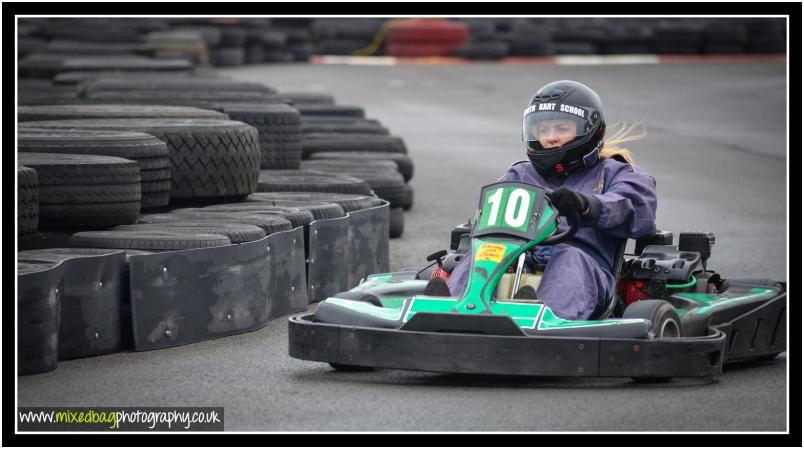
329,363,376,372
623,299,683,339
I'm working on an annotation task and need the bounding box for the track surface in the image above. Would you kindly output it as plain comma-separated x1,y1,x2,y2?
18,60,788,432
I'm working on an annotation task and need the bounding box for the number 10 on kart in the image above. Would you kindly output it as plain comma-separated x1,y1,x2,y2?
480,186,535,232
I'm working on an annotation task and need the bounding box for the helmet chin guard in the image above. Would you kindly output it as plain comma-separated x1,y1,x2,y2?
522,80,606,176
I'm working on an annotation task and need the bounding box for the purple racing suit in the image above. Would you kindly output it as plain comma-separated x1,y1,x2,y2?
446,157,658,320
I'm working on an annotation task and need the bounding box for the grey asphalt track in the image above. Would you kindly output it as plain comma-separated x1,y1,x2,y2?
17,60,788,432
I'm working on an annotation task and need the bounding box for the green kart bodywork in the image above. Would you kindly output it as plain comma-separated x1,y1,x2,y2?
288,181,786,378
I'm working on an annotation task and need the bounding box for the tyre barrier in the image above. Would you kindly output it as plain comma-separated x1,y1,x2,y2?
18,165,39,235
17,129,172,209
17,200,390,374
20,118,262,201
17,153,142,229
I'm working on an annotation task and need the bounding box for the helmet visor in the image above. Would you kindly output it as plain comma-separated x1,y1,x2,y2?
522,105,599,146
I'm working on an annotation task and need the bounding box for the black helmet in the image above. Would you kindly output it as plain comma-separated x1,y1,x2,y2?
522,80,606,175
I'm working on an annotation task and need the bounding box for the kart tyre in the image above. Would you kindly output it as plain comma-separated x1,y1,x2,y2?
329,363,375,372
623,299,683,339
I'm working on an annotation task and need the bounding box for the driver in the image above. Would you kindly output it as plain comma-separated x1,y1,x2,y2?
441,80,658,320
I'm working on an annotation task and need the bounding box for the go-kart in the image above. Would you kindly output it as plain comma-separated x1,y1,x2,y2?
288,181,786,379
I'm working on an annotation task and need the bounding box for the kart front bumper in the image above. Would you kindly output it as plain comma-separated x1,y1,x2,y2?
288,312,727,378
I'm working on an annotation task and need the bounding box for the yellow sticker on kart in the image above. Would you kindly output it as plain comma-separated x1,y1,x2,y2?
475,243,506,263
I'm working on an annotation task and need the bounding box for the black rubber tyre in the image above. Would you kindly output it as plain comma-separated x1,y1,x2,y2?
454,40,510,59
245,44,264,64
245,200,345,221
112,222,266,243
301,159,399,174
301,121,389,135
19,53,136,79
389,207,404,239
16,153,141,229
329,363,376,372
219,103,303,169
21,119,261,200
302,133,407,158
59,57,193,75
79,78,275,96
39,40,149,56
309,151,413,181
247,192,383,213
279,92,335,105
401,183,414,211
198,204,315,229
210,47,246,67
138,211,294,235
17,129,171,208
17,104,226,122
263,51,295,63
623,299,684,339
69,229,230,251
299,163,407,207
257,170,373,195
295,104,365,118
302,116,383,125
219,27,247,46
18,165,39,235
83,90,291,105
260,31,288,48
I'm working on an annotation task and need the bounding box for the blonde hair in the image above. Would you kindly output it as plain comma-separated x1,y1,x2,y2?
600,121,647,170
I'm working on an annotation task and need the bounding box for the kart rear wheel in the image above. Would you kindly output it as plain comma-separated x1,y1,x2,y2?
329,363,376,372
623,299,684,339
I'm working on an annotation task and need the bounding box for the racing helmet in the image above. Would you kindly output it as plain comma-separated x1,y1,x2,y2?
522,80,606,175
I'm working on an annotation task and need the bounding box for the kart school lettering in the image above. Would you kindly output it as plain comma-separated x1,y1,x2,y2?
523,103,586,118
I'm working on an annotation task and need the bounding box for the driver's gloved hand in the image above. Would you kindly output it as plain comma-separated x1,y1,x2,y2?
547,187,602,227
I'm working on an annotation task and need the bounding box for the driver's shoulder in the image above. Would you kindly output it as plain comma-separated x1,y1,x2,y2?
499,160,532,179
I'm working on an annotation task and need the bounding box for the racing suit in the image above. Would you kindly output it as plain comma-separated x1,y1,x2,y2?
446,157,658,320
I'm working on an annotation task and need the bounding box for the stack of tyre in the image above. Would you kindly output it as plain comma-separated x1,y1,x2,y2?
270,18,318,62
451,18,510,60
311,18,386,55
385,18,470,57
276,92,414,238
17,53,393,256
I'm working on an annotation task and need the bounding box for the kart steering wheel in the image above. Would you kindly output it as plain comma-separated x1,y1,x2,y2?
539,208,581,246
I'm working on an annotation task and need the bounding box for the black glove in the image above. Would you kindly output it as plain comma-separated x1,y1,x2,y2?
547,187,600,227
548,187,589,215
